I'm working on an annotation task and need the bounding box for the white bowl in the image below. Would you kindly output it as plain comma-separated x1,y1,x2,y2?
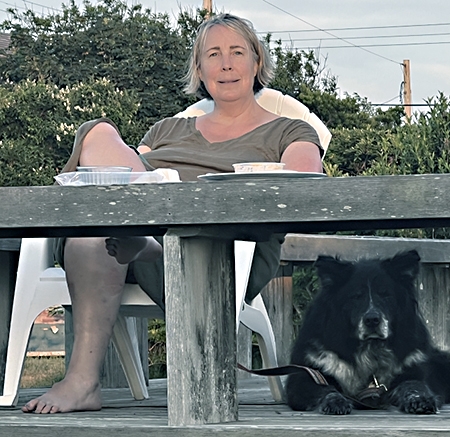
232,162,285,173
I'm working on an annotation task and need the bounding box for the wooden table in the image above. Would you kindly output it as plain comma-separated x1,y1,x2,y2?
1,173,450,426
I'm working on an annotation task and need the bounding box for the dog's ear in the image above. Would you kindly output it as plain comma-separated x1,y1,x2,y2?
314,255,354,289
383,250,421,281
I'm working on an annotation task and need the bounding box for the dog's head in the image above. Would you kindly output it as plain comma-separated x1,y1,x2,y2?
314,250,420,342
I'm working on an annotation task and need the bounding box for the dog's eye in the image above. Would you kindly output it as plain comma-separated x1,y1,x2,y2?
376,288,393,298
350,291,363,299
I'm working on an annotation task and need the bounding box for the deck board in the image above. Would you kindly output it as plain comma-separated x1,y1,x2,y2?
0,378,449,436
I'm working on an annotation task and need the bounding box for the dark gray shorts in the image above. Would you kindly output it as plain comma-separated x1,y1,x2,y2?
53,233,283,311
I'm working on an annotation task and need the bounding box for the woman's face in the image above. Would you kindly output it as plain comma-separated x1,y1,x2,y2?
198,25,258,103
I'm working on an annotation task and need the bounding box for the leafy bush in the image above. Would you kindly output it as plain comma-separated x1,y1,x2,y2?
148,319,166,379
0,78,141,185
325,93,450,177
0,0,193,125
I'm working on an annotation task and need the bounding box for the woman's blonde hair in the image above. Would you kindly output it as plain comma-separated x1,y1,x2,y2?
183,13,273,99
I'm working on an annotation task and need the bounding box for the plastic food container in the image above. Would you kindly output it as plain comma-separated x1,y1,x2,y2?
72,166,132,184
54,168,181,186
76,166,133,172
232,162,286,173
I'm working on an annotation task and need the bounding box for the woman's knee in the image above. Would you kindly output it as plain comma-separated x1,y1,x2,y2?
64,237,128,287
64,237,123,270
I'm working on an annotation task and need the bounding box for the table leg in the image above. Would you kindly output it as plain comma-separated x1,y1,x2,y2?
164,233,237,426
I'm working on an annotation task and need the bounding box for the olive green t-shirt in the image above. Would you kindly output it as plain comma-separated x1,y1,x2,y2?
139,116,322,181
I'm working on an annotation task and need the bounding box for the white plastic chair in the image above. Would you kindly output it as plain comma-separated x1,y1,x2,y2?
175,87,332,154
0,88,330,407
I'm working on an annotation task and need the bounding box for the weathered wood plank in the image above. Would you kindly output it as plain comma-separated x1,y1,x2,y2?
260,265,294,366
282,234,450,263
237,325,253,379
0,239,21,252
2,174,450,238
3,381,450,437
417,265,450,350
164,234,237,425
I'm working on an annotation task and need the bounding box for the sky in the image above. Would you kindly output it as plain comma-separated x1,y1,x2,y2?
1,0,449,112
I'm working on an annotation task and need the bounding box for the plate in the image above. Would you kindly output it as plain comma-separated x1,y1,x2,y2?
197,171,327,181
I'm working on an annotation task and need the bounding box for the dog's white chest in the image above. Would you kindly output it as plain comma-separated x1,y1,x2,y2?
306,345,402,396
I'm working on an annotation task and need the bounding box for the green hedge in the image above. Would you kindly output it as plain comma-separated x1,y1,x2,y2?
0,78,142,186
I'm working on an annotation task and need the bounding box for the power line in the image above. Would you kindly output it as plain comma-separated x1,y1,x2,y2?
372,103,436,107
278,31,450,43
380,95,401,105
0,1,26,10
257,22,450,35
261,0,401,66
15,0,61,11
0,0,62,13
290,40,450,50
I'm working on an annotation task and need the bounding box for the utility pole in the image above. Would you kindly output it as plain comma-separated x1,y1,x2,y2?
203,0,212,18
402,59,412,120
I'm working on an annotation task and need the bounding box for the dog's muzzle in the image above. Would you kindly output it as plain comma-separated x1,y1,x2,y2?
358,308,389,340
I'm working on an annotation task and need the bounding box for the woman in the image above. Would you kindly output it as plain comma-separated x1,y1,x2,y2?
22,13,323,414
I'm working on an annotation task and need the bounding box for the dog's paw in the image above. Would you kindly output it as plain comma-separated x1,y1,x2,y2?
398,391,438,414
391,382,440,414
319,392,353,415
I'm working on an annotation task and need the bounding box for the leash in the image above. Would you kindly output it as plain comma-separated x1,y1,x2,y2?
237,362,328,386
237,363,389,410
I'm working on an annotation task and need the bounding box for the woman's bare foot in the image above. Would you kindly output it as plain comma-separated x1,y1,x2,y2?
105,236,162,264
22,375,101,414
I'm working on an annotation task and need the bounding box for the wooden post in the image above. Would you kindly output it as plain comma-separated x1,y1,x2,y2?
260,263,295,366
164,233,237,426
203,0,212,18
403,59,412,120
237,325,253,379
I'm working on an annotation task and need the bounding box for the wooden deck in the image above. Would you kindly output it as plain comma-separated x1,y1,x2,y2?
0,377,450,436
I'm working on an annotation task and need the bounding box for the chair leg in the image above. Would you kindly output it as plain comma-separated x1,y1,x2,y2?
0,314,34,406
111,315,149,401
0,298,60,406
240,295,285,402
234,241,256,331
234,240,284,402
0,284,71,406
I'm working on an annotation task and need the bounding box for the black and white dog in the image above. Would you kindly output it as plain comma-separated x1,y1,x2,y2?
285,250,450,415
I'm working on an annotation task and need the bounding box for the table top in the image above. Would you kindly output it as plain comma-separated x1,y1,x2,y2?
1,173,450,239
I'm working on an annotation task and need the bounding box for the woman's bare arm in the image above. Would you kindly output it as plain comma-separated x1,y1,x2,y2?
281,142,323,173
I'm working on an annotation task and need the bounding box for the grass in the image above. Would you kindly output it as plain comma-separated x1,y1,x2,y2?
20,356,65,388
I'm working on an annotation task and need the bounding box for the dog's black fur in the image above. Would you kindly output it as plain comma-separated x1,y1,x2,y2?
285,250,450,415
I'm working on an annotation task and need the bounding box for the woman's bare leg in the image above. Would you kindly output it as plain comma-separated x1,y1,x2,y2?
22,122,160,413
22,238,127,413
105,237,162,265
